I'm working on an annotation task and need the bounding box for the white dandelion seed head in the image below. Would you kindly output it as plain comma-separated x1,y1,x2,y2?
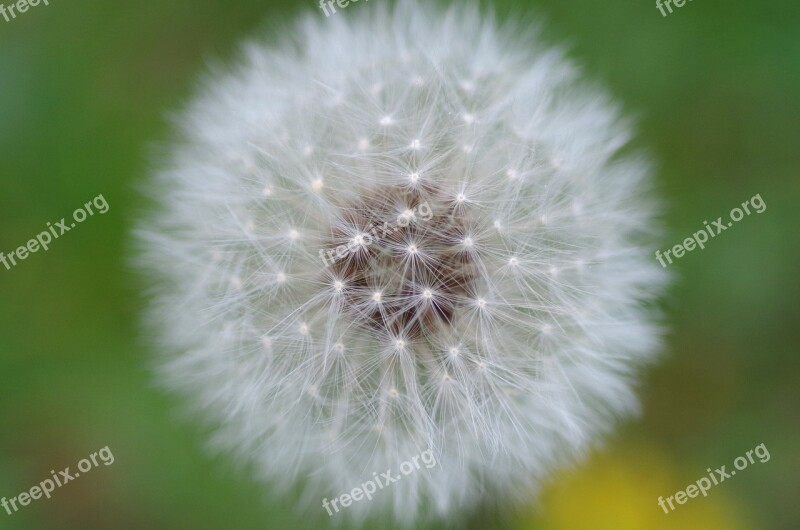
136,1,668,525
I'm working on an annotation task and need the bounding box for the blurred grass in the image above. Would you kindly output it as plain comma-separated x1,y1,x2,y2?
1,0,798,528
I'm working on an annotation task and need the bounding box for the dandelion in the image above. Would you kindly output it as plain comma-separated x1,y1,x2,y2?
136,1,668,525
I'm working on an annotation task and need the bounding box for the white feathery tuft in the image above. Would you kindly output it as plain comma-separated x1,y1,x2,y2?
136,1,668,525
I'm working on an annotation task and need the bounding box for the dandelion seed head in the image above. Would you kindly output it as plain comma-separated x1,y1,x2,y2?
137,1,668,525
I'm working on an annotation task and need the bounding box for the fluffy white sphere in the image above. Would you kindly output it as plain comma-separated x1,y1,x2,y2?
137,1,667,525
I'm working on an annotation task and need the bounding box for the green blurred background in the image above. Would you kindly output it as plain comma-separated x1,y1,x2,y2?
1,0,797,528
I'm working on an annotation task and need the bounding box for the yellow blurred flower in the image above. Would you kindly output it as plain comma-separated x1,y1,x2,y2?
518,443,749,530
